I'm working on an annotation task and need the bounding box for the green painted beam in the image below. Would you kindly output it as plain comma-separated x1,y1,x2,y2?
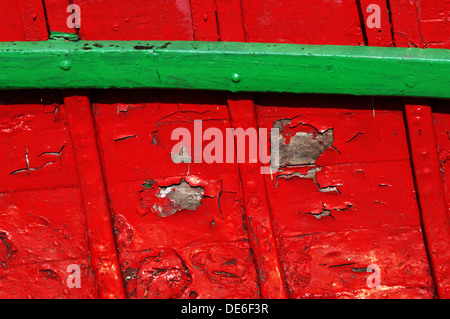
0,37,449,98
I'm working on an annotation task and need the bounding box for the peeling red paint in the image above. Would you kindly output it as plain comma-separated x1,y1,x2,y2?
139,177,221,218
405,101,450,298
0,91,97,298
258,95,435,298
92,90,260,298
1,0,449,299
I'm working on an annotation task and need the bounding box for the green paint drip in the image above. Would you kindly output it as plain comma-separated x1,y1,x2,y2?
0,39,449,98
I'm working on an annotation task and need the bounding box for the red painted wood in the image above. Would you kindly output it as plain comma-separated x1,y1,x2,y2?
0,92,78,192
215,0,247,42
0,90,97,298
0,258,97,299
429,101,450,298
0,189,97,299
0,0,48,41
63,91,126,299
74,0,194,40
239,0,364,45
389,0,450,49
390,0,450,298
42,0,76,34
1,0,449,299
190,0,219,41
389,0,423,48
0,0,26,41
416,0,450,48
257,94,434,298
18,0,49,40
358,0,393,47
190,3,288,298
91,89,261,298
404,102,450,298
278,227,434,298
432,101,450,211
226,96,289,299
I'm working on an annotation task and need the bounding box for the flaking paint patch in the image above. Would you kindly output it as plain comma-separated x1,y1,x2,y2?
140,179,205,217
274,119,334,167
272,118,354,219
273,119,339,193
274,167,321,188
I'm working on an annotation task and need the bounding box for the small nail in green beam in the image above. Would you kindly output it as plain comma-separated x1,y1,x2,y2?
0,37,449,98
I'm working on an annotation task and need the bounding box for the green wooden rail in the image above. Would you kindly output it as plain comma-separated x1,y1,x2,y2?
0,34,449,98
